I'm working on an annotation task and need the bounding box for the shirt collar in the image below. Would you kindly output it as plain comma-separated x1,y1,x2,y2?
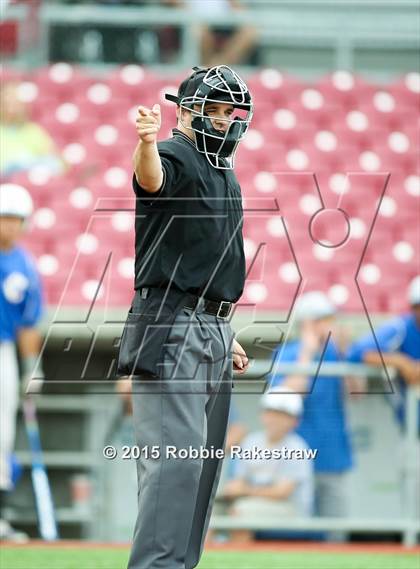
172,128,196,148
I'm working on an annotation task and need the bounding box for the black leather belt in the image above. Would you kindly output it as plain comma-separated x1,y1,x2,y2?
138,287,233,319
184,294,233,319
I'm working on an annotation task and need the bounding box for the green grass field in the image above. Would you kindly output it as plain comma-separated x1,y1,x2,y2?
1,547,419,569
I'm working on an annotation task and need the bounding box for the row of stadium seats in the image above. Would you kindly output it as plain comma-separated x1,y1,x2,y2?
2,64,418,312
3,64,419,107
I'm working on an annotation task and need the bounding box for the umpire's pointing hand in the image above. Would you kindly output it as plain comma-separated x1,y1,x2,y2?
136,104,161,143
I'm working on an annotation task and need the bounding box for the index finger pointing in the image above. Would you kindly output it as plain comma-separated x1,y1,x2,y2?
138,106,150,116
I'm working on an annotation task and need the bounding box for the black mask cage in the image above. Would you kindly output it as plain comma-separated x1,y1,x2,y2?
166,65,253,169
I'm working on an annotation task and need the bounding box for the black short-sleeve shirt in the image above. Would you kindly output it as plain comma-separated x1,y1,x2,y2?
132,129,245,303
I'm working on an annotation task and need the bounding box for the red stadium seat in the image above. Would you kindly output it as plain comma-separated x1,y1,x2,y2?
32,64,95,101
388,73,420,109
247,71,304,108
316,72,376,108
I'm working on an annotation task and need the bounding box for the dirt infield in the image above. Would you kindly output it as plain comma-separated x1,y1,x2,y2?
2,540,419,555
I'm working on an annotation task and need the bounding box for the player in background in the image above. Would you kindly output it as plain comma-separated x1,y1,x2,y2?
347,275,420,431
347,276,420,521
0,183,44,541
269,292,354,539
222,387,314,541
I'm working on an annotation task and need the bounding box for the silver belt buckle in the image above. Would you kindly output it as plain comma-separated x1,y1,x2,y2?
217,301,232,319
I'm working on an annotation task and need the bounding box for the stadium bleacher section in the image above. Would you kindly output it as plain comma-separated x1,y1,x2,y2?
1,64,418,311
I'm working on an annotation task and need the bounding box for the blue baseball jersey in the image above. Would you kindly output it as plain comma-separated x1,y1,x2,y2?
0,246,43,342
347,314,420,430
270,340,353,474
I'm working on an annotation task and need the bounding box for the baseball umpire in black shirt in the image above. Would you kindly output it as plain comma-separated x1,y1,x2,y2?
118,65,253,569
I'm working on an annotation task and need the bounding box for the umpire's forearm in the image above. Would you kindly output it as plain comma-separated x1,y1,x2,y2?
133,140,163,193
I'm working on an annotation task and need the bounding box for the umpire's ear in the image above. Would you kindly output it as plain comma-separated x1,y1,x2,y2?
178,105,189,125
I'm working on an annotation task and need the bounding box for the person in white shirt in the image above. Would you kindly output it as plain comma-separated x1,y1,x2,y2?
221,387,314,542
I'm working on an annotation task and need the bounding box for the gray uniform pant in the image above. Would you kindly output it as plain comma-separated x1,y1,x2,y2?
127,299,234,569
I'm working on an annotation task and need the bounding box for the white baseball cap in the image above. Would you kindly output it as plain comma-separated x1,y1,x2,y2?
294,291,337,322
0,184,33,219
408,276,420,306
261,386,303,417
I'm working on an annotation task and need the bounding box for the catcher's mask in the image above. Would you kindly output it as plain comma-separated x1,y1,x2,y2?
165,65,253,170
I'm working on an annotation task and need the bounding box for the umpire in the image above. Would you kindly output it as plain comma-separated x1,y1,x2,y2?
118,66,253,569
